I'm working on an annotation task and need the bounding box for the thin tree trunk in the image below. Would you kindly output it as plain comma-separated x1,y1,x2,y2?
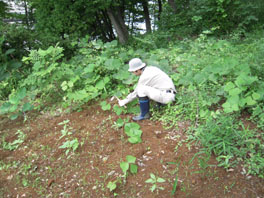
158,0,162,21
101,10,116,40
107,8,129,44
142,0,151,33
23,0,30,29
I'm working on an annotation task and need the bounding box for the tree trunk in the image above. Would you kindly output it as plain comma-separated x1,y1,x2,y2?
168,0,177,13
157,0,162,21
101,10,116,41
142,0,151,33
23,0,30,29
107,7,129,44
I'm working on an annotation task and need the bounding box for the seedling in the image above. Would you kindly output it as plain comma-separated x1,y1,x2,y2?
2,130,26,151
59,138,79,156
107,180,120,196
100,101,111,111
145,173,166,192
120,155,138,181
58,119,72,139
124,123,142,144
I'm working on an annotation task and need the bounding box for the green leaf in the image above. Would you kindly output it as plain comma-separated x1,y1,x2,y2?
120,162,129,174
100,101,111,111
245,96,256,106
84,64,95,73
126,155,136,163
252,92,261,100
10,114,19,120
145,178,154,183
22,103,33,112
17,87,27,100
224,82,235,92
150,184,156,192
229,88,242,96
150,173,156,180
157,177,166,183
130,164,138,174
128,136,141,144
107,181,117,192
5,49,15,55
0,102,11,114
113,105,123,116
95,79,105,90
105,58,122,70
124,123,140,133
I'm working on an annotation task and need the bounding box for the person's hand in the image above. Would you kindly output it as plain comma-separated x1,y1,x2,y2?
118,99,128,107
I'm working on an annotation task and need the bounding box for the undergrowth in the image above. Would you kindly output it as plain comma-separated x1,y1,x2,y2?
1,29,264,178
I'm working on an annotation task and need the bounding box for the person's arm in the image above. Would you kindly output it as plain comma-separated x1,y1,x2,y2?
118,90,137,106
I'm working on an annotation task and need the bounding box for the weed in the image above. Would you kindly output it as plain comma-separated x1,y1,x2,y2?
145,173,166,193
58,119,72,139
124,122,142,144
1,130,26,151
120,155,138,180
59,138,79,156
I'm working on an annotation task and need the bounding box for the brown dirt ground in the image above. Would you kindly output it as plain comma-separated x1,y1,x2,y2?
0,103,264,198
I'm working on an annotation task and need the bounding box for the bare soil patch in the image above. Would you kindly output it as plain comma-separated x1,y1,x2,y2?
0,104,263,198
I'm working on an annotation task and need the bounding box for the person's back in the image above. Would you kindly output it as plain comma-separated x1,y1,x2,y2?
138,66,176,91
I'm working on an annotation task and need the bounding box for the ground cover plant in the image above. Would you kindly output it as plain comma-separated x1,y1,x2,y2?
0,29,264,197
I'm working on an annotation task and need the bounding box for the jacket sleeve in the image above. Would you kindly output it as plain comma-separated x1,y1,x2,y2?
125,90,137,103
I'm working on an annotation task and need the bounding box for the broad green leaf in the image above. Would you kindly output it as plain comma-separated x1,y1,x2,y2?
68,90,89,101
126,155,136,163
229,88,242,96
0,102,11,114
120,162,129,174
115,118,124,127
113,105,123,116
124,123,140,133
224,82,235,92
5,49,15,55
17,87,27,100
9,104,18,113
105,59,122,70
100,101,111,111
10,61,22,69
84,64,95,73
252,92,261,100
107,181,117,192
10,114,19,120
22,103,33,112
130,164,138,174
95,79,105,90
228,95,239,105
128,136,141,144
245,96,256,106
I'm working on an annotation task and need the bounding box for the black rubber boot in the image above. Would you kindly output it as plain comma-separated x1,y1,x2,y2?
132,97,150,121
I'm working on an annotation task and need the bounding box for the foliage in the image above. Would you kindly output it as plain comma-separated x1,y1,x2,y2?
120,155,138,178
124,122,142,144
59,138,79,156
0,87,33,120
159,0,264,35
145,173,166,192
1,130,26,151
151,31,264,177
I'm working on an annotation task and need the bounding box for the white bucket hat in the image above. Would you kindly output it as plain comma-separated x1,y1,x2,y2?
128,58,146,72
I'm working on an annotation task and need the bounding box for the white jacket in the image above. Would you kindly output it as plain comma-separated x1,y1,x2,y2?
125,66,176,103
